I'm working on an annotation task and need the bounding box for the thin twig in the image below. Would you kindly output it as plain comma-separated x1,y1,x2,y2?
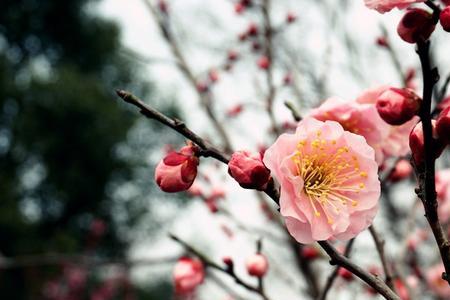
170,234,271,300
318,239,355,300
369,225,395,290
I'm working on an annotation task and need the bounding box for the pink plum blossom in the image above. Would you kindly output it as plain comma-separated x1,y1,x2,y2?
263,118,380,243
426,264,450,298
173,257,205,295
364,0,426,13
309,97,390,164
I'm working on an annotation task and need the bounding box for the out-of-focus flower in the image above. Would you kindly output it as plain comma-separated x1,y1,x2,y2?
155,144,199,193
309,97,390,164
338,267,354,281
397,8,435,44
436,106,450,144
436,169,450,221
364,0,425,13
246,254,269,277
257,56,270,70
426,264,450,298
409,121,445,164
173,257,205,295
389,159,413,182
301,245,320,260
286,12,297,23
376,88,421,125
227,104,244,117
263,118,380,243
440,6,450,31
228,150,271,190
394,278,410,300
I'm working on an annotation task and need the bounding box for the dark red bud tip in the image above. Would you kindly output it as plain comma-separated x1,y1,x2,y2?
397,8,436,44
440,6,450,32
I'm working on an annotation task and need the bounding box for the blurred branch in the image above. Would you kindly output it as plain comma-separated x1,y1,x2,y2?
284,101,302,122
369,225,395,290
142,0,233,153
318,238,355,300
117,89,399,299
261,0,280,136
170,234,271,300
0,253,177,269
415,40,450,285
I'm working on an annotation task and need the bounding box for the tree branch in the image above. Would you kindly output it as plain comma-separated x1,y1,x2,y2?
369,225,395,290
415,40,450,285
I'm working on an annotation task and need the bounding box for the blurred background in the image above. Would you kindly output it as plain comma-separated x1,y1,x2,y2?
1,0,450,299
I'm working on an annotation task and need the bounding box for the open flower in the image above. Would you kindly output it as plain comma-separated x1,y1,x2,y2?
263,118,380,243
364,0,425,13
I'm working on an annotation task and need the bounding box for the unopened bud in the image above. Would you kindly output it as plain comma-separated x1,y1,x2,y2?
409,121,445,164
397,8,435,44
228,150,271,190
376,88,421,125
246,254,268,277
440,6,450,32
436,106,450,144
338,268,354,281
257,56,270,70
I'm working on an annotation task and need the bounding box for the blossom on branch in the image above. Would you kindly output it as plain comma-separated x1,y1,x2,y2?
263,118,380,243
246,254,269,277
228,150,271,190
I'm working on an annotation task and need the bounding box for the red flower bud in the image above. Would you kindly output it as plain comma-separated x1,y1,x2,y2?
338,268,354,281
227,50,239,61
173,257,204,295
286,12,297,24
228,150,271,190
397,8,435,44
158,0,168,13
389,159,413,182
436,105,450,144
409,121,445,164
246,254,268,277
440,6,450,32
247,23,258,36
235,3,245,14
155,144,199,193
257,56,270,70
301,245,320,260
376,87,421,125
226,104,244,117
376,36,389,47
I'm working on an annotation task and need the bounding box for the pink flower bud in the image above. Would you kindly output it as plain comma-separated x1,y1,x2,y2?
376,88,421,125
397,9,435,44
436,105,450,144
234,2,245,14
173,257,205,295
409,121,445,164
338,268,354,281
246,254,268,277
228,150,271,190
155,144,199,193
389,159,413,182
440,6,450,32
301,245,320,260
227,104,244,117
196,81,208,93
208,69,219,83
286,12,297,23
257,56,270,70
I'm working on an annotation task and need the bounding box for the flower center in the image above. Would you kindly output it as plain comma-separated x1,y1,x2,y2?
291,130,367,224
